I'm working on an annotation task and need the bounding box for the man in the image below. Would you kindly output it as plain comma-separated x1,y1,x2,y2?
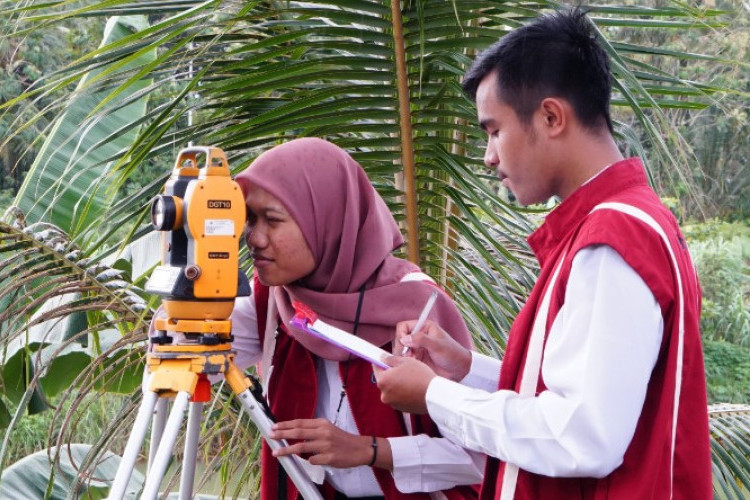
374,8,712,500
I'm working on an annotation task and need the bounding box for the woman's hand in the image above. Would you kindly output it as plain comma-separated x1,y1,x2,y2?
269,418,391,470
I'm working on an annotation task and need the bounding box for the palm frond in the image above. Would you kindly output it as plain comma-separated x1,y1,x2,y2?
0,206,150,472
710,404,750,498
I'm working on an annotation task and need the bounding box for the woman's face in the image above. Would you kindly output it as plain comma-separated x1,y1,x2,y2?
245,184,316,286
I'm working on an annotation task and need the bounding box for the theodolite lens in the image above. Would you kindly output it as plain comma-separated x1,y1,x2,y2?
151,195,178,231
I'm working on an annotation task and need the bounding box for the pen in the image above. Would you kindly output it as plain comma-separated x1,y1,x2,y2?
401,290,439,355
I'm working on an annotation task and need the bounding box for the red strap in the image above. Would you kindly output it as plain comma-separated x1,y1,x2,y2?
253,272,270,344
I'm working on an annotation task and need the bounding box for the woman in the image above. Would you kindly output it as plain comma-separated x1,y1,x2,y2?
230,138,482,499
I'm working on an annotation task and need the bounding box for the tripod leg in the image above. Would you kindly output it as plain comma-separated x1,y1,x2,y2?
235,389,323,500
224,362,323,499
141,391,191,500
109,391,159,500
149,397,169,471
178,401,203,500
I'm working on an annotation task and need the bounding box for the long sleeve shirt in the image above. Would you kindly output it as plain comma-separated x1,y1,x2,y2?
426,245,663,478
230,295,484,495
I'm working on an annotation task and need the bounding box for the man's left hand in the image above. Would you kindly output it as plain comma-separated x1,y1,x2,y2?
373,356,436,414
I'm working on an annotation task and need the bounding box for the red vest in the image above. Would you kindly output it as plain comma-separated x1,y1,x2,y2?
253,281,479,500
481,159,712,499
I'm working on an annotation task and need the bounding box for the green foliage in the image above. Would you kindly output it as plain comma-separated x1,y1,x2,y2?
684,219,750,244
1,401,51,465
13,15,156,242
0,189,14,212
609,0,750,221
704,340,750,404
1,393,127,467
0,16,102,213
687,221,750,346
684,220,749,408
0,443,143,499
0,208,150,475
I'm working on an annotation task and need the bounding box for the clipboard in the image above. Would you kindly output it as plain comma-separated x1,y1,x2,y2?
290,301,390,369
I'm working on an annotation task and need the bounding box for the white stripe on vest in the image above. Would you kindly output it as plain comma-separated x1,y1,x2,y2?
591,202,685,500
500,202,686,500
500,252,567,499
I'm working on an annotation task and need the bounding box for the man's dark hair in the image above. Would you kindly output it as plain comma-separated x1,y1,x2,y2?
462,7,613,134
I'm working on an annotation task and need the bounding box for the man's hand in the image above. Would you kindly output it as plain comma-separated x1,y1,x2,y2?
269,418,391,469
373,356,437,414
395,319,472,382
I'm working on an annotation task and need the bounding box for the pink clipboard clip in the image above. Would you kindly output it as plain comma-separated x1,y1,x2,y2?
292,300,318,325
290,301,390,369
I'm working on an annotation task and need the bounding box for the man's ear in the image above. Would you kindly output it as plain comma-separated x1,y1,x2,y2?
538,97,568,138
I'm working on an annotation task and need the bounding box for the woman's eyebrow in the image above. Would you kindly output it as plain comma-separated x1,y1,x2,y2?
259,205,287,217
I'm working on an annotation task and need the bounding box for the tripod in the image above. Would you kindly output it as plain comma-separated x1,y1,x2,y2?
107,320,323,500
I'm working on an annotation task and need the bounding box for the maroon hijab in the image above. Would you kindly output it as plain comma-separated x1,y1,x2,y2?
236,138,471,359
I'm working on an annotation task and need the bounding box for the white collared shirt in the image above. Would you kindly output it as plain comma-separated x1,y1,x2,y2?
230,296,484,495
426,245,663,478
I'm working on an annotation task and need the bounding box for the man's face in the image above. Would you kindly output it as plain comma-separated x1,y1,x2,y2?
475,71,555,206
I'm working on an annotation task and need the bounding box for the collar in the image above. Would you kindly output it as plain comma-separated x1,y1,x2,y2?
527,157,648,265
